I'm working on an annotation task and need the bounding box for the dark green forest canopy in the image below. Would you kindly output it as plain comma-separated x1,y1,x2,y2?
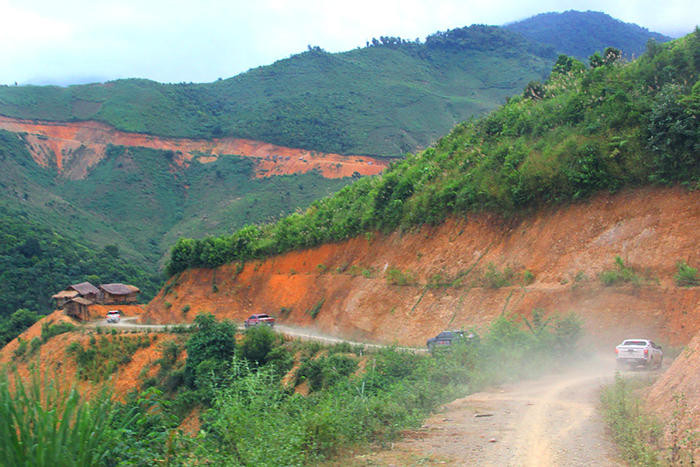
166,31,700,276
0,202,160,320
505,10,671,60
0,14,668,157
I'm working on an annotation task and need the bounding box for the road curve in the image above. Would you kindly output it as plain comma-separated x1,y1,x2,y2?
86,319,424,352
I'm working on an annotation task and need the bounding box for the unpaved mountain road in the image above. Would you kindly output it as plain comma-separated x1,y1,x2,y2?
86,319,424,352
353,356,627,466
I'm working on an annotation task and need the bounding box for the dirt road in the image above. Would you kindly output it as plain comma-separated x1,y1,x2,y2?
356,356,623,466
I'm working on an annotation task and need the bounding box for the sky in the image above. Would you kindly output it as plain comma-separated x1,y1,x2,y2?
0,0,696,86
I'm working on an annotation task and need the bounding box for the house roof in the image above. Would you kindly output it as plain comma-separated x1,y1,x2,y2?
52,290,79,299
68,282,99,296
70,297,93,306
99,283,140,295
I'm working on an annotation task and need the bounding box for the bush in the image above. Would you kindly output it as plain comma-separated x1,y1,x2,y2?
306,299,325,319
600,256,642,286
385,267,418,286
674,260,699,286
40,320,76,342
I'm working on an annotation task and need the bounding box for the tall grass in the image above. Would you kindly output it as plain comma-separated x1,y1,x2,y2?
0,371,131,466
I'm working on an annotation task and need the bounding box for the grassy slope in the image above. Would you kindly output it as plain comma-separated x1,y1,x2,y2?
0,131,350,272
166,31,699,274
1,26,555,156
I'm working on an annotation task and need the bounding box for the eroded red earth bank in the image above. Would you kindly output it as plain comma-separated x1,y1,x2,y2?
146,186,700,348
0,115,389,180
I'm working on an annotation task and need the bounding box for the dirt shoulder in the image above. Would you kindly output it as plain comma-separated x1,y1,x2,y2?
351,357,624,466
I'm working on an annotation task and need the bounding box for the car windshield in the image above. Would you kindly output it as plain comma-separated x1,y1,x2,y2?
622,340,647,346
437,332,453,338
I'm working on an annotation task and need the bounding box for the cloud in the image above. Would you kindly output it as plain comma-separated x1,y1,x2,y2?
0,0,696,85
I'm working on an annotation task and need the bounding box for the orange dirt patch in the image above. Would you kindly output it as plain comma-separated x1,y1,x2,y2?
145,186,700,348
0,311,181,402
0,115,389,180
646,330,700,459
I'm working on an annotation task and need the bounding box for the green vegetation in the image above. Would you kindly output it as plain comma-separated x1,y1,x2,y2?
601,375,663,465
0,131,351,283
674,260,699,286
67,334,154,382
40,320,76,343
386,267,419,286
2,310,584,464
306,299,325,319
0,309,39,348
600,375,698,466
600,256,645,286
505,10,670,60
167,31,700,275
0,26,557,156
0,371,139,467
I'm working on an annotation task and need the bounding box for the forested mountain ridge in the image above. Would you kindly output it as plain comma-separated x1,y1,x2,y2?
505,10,671,60
0,12,671,157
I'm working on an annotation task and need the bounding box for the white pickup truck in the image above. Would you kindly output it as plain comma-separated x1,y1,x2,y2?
615,339,663,369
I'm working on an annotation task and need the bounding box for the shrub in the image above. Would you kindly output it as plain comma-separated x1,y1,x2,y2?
13,337,27,359
522,270,535,285
600,256,642,286
480,263,515,288
40,321,76,342
674,260,699,286
386,267,418,286
182,304,191,314
306,299,325,319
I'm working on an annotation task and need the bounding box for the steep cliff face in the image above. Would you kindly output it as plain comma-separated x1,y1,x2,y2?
146,186,700,347
0,116,389,180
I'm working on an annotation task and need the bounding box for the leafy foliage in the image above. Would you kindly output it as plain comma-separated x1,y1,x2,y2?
183,313,237,388
167,32,700,275
0,371,135,467
0,200,159,325
674,260,699,286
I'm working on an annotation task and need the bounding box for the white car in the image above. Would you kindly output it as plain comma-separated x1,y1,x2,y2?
615,339,663,369
106,310,121,323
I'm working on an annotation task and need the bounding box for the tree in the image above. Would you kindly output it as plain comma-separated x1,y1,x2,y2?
184,313,237,387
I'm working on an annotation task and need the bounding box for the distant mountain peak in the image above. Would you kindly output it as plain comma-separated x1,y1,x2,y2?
504,10,671,60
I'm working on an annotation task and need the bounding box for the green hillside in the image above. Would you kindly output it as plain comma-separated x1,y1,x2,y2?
505,10,671,60
0,25,554,156
0,130,350,287
0,201,159,341
0,13,672,157
167,31,699,274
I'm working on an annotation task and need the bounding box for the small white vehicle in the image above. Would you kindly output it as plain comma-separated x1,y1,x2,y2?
106,310,121,324
615,339,663,369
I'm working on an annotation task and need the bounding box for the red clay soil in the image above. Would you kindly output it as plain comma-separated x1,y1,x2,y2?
0,116,389,180
145,186,699,349
0,308,179,401
646,330,700,459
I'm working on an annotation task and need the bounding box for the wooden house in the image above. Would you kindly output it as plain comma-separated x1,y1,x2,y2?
52,282,99,308
64,297,92,321
99,283,140,304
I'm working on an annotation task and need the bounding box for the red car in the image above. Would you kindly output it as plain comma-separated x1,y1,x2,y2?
244,313,275,329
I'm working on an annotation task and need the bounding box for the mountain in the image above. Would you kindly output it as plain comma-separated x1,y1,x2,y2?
166,31,699,274
505,10,672,60
0,13,680,323
0,25,557,157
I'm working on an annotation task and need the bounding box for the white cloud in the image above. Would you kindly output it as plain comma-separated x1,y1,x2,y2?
0,0,696,85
